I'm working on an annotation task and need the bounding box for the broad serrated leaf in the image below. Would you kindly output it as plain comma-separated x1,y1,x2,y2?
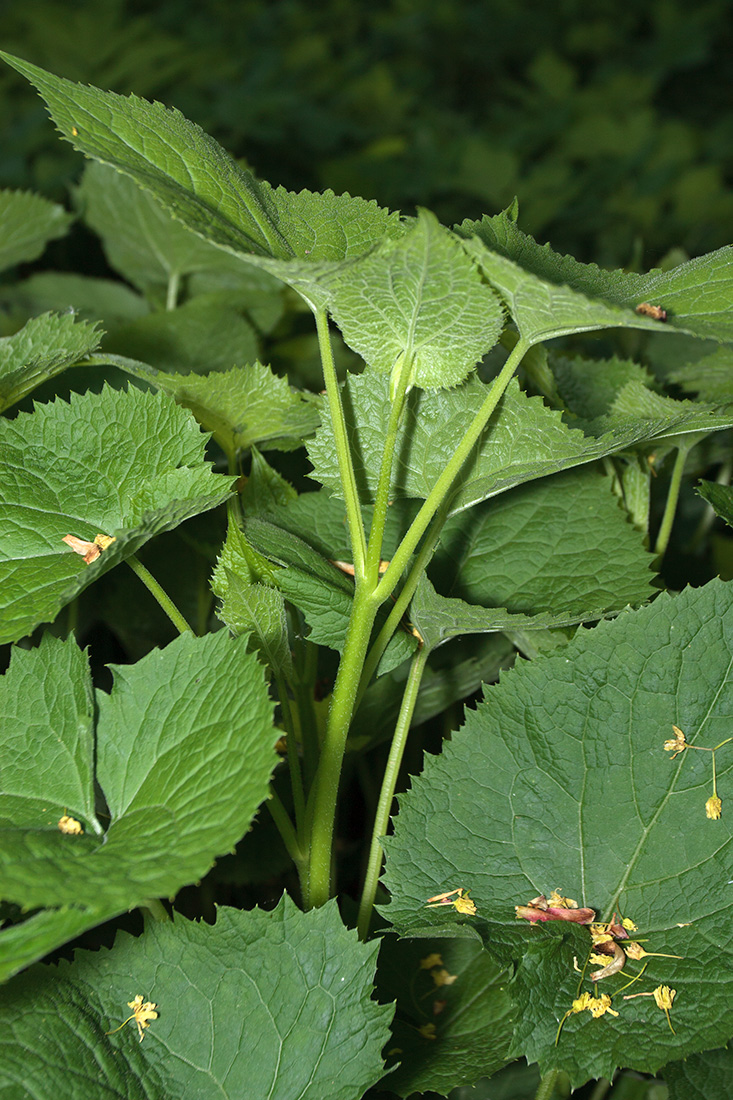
307,370,701,515
669,345,733,404
325,210,503,389
0,272,149,325
382,579,733,1087
377,936,514,1097
78,160,272,300
0,385,234,644
458,213,733,343
243,516,416,673
0,630,277,914
0,899,392,1100
664,1041,733,1100
0,311,102,412
102,296,259,372
0,189,72,272
0,904,120,985
1,52,292,260
100,355,320,455
211,519,293,679
697,481,733,529
553,358,733,443
429,466,655,624
1,55,404,312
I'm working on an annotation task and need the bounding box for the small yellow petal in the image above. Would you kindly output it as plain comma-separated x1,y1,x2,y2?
653,986,676,1011
418,1023,436,1040
706,795,722,819
420,953,444,970
431,968,457,988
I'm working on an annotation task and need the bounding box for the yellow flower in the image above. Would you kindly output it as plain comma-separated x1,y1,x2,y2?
621,917,638,932
426,888,477,916
105,995,158,1042
570,992,618,1018
706,795,722,819
57,814,83,835
420,953,444,970
653,985,677,1033
547,890,578,909
664,726,687,758
418,1023,436,1040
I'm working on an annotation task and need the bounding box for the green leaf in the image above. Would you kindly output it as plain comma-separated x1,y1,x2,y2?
0,272,149,325
669,345,733,404
382,578,733,1087
553,358,733,443
211,520,294,679
0,905,120,985
0,189,72,273
664,1041,733,1100
377,936,514,1097
77,160,274,302
697,481,733,529
0,630,276,913
1,51,291,260
429,466,655,623
0,385,234,644
243,516,416,673
308,370,700,515
0,311,102,412
325,210,503,389
102,356,321,455
458,213,733,343
1,56,403,311
0,899,392,1100
102,296,259,373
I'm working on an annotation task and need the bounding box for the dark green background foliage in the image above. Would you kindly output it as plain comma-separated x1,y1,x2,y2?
2,0,733,266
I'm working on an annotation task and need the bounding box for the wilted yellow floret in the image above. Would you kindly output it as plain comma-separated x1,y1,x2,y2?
664,725,687,758
571,992,618,1019
420,953,444,970
706,795,722,819
105,995,158,1042
431,968,457,988
418,1023,437,1040
621,917,638,932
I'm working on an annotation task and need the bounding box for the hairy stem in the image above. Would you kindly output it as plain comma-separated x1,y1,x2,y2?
315,307,367,575
305,584,379,908
375,339,529,604
357,643,429,939
534,1068,560,1100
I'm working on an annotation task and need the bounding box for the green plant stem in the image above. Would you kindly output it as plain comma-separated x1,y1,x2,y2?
654,439,695,558
357,642,430,940
140,898,171,922
267,788,306,871
126,553,193,634
275,672,306,835
166,271,180,311
375,339,529,605
314,307,367,575
365,354,413,581
358,500,449,703
534,1068,560,1100
305,583,380,908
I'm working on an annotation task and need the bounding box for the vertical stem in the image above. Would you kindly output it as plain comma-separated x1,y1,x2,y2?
375,340,529,604
314,307,367,574
654,441,693,558
140,898,171,923
357,643,430,939
365,355,412,581
166,271,180,311
126,553,192,635
305,584,379,908
534,1068,560,1100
